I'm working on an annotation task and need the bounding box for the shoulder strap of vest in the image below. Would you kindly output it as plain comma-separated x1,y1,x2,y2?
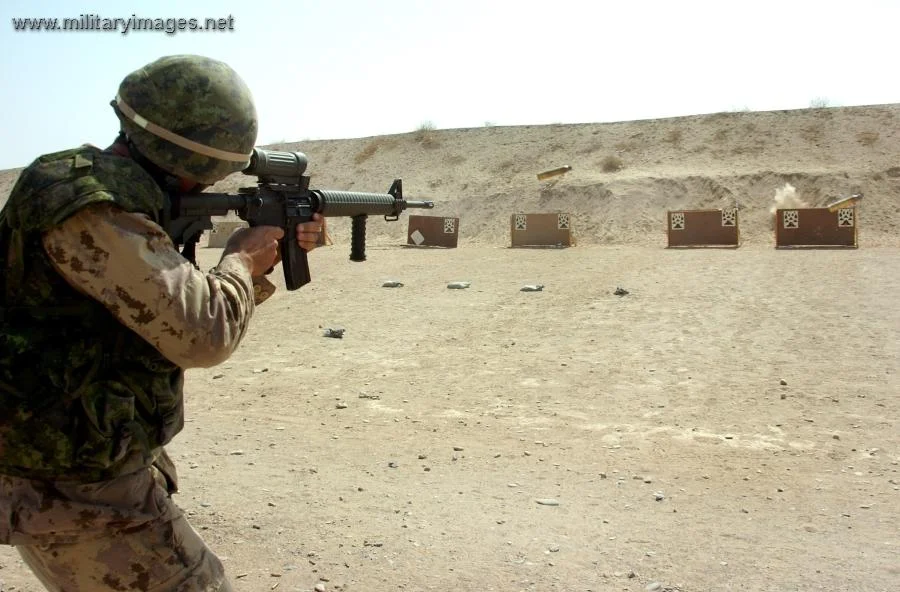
4,145,167,233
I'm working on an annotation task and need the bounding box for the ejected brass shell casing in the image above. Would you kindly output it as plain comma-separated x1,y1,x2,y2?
536,166,572,181
826,194,863,212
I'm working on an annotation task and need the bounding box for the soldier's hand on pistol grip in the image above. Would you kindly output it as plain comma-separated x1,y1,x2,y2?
266,215,327,274
223,225,284,277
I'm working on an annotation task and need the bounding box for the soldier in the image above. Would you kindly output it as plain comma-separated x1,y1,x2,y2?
0,55,324,591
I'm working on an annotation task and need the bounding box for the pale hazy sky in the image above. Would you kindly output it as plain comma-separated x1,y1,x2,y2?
1,0,897,170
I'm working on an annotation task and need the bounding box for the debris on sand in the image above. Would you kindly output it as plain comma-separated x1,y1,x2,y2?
323,328,345,338
521,284,545,292
614,287,629,296
447,281,471,289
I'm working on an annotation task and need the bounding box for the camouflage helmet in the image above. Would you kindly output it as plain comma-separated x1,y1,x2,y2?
112,54,258,185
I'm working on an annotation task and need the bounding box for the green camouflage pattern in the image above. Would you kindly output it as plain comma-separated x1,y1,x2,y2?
114,54,258,185
0,145,185,483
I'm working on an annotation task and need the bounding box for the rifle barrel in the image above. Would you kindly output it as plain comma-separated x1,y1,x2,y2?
190,190,434,219
314,191,432,217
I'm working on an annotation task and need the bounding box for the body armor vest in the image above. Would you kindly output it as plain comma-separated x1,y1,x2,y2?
0,145,184,482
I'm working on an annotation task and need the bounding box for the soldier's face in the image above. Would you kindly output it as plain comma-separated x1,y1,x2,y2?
177,178,209,194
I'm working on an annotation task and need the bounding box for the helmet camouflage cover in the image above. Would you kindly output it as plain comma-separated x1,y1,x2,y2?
112,54,258,185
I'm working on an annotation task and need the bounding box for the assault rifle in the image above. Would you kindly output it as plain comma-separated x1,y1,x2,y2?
163,148,434,290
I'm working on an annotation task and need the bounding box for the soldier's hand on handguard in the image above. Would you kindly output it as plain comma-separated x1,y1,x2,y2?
223,226,284,277
296,213,327,252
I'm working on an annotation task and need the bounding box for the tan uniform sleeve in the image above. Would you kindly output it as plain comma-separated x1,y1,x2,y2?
41,202,270,369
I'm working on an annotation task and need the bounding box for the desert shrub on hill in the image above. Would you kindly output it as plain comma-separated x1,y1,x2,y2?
663,129,683,144
354,141,379,164
857,131,879,146
414,121,440,149
353,138,399,164
600,155,623,172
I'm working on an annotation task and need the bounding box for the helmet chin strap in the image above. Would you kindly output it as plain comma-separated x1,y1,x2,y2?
117,132,181,195
115,132,201,265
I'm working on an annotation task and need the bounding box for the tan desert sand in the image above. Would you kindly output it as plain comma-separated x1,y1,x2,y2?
1,105,898,591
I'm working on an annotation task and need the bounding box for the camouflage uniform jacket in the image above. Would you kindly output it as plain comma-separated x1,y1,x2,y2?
0,145,268,543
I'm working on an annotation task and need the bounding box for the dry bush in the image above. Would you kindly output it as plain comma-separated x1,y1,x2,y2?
413,121,437,144
613,140,638,153
705,111,738,122
857,131,880,146
353,138,399,164
663,129,683,144
418,136,441,149
354,141,380,164
712,128,729,143
600,155,623,172
413,122,441,149
577,140,603,155
731,142,765,156
799,124,823,143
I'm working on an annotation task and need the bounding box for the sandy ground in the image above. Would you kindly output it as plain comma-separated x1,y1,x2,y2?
2,242,898,592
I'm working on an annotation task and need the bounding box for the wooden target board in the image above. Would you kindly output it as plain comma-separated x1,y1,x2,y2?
667,208,739,247
510,213,572,247
775,207,858,248
407,215,460,248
